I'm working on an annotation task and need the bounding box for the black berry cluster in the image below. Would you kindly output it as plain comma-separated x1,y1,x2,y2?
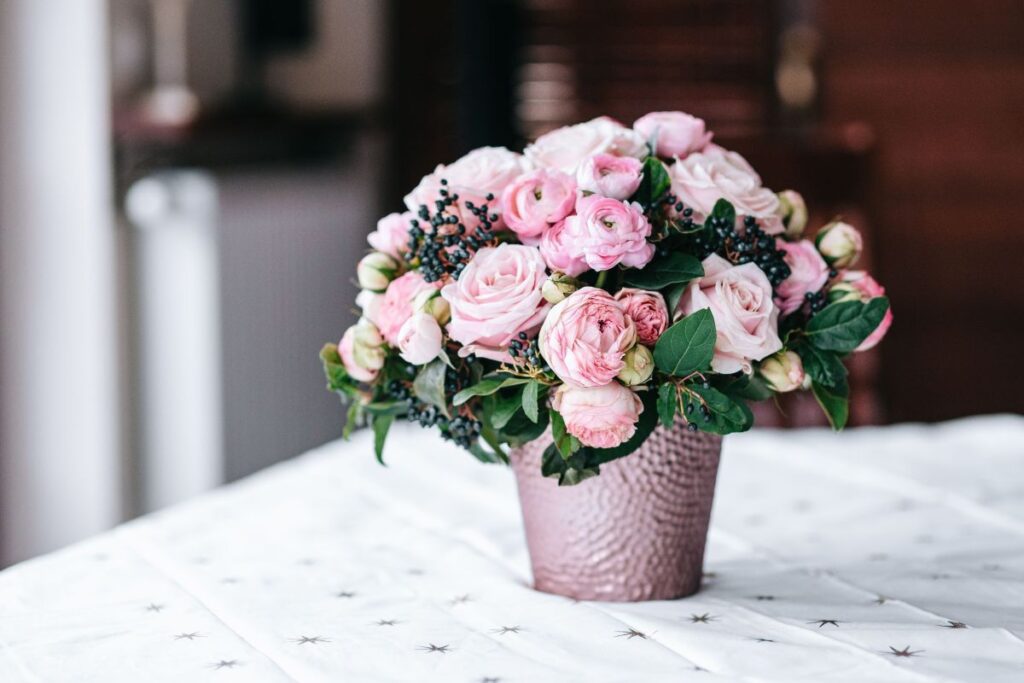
682,213,792,290
406,179,497,283
507,332,547,370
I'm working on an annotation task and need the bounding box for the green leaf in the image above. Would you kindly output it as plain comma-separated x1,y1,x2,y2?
653,308,716,376
371,413,393,465
812,380,849,430
622,252,703,289
549,409,580,459
663,281,687,316
541,445,600,486
807,297,890,353
797,344,848,390
714,373,774,402
629,156,671,207
486,389,523,430
498,408,549,447
453,375,530,405
320,343,356,395
342,401,360,439
657,383,677,428
363,401,407,416
587,390,659,464
412,358,451,418
709,198,736,226
469,441,504,464
684,383,753,435
522,381,540,423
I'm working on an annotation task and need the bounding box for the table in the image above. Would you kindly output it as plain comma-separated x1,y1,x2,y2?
2,416,1023,682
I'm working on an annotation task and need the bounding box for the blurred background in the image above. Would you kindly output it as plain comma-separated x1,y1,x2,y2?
1,0,1022,567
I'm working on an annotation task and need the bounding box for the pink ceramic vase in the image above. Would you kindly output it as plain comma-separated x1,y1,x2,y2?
510,422,722,601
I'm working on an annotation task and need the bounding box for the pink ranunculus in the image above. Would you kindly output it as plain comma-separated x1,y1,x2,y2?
550,382,644,449
570,194,655,271
633,111,713,158
500,168,577,244
367,271,440,346
614,288,669,346
539,218,588,277
667,146,783,234
524,117,647,174
396,312,443,365
339,320,385,383
403,146,530,231
775,239,830,316
539,287,637,387
841,270,893,351
576,153,644,200
678,254,782,374
367,211,414,259
441,244,550,361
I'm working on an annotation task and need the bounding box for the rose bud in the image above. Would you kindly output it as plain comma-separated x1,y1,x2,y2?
826,281,860,304
759,350,805,393
357,251,400,292
412,288,451,325
617,344,654,386
339,318,386,382
815,221,863,268
541,272,580,304
576,153,644,200
777,190,807,239
833,270,893,351
396,312,443,365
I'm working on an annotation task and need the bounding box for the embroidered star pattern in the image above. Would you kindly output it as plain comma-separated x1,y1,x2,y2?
689,613,715,623
292,636,329,645
809,619,840,628
492,626,521,635
174,632,203,640
375,619,399,626
940,620,968,629
418,643,451,654
615,628,647,639
145,603,165,613
211,660,240,669
888,646,922,657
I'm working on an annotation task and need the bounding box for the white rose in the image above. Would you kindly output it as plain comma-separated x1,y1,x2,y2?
396,312,443,365
525,117,647,174
668,146,783,234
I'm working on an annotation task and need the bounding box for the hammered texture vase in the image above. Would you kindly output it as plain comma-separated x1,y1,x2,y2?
510,423,722,602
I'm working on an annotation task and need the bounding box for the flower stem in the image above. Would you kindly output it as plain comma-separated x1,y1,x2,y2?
594,270,609,290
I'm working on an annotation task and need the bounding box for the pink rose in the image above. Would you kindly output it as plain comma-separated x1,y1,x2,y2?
539,219,588,277
367,271,440,346
339,320,385,383
775,239,830,316
569,195,655,271
576,153,643,200
441,244,550,361
403,146,530,230
840,271,893,351
539,287,637,387
551,382,643,449
500,168,577,243
678,254,782,374
667,146,783,234
525,117,647,174
367,212,413,259
614,288,669,346
633,111,713,158
396,312,443,365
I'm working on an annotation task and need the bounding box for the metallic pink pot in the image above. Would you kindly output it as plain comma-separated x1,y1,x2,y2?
510,423,722,602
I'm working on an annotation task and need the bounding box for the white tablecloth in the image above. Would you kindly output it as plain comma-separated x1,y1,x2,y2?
2,416,1023,682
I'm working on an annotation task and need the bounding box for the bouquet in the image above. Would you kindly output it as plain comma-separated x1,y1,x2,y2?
321,112,892,485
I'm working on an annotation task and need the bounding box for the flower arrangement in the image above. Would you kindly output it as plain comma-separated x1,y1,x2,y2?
322,112,892,485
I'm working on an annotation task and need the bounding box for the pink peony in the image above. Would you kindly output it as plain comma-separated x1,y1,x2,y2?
569,194,655,271
539,219,588,277
614,288,669,346
367,211,414,259
576,153,644,200
775,239,830,316
367,271,440,346
840,271,893,351
633,111,713,158
667,146,782,234
524,117,647,174
396,312,443,365
441,244,550,361
551,382,644,449
539,287,637,387
677,254,782,374
500,168,577,243
403,146,530,230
